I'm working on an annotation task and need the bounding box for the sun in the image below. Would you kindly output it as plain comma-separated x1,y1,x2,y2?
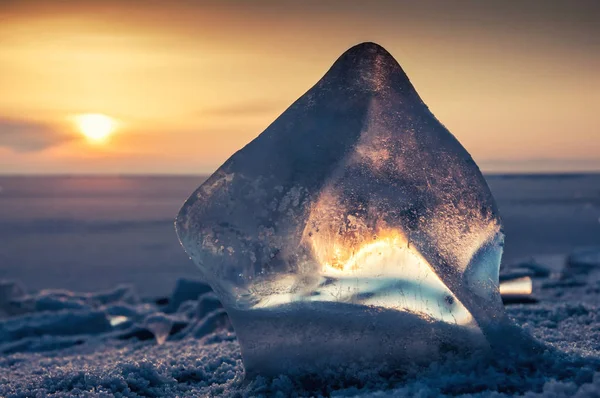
75,113,116,143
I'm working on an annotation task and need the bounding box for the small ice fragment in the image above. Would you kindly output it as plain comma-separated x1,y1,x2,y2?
109,315,129,327
499,276,532,296
1,310,111,343
192,309,231,339
510,260,551,278
499,269,537,303
167,279,212,313
144,314,173,345
566,246,600,274
34,293,90,312
104,303,156,321
499,273,537,305
0,280,26,317
196,293,222,318
500,269,534,282
175,300,198,317
177,42,515,376
91,284,138,305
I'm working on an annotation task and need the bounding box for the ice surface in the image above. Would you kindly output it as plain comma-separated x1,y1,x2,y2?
166,278,212,313
511,260,551,278
144,314,174,345
0,280,25,317
499,275,536,304
566,246,600,275
177,42,516,375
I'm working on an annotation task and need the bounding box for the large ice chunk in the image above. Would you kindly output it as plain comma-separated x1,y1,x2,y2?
177,42,511,376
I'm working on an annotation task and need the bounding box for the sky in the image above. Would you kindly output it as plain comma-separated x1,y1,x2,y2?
0,0,599,174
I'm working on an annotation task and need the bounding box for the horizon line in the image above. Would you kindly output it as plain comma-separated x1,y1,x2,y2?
1,171,600,178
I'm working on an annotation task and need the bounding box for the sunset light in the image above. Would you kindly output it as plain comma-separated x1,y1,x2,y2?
76,114,116,143
1,2,599,394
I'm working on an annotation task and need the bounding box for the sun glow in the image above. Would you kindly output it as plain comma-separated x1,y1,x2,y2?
307,228,425,276
76,114,116,143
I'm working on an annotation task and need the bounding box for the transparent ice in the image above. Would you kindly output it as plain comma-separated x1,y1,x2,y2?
177,42,513,376
144,313,173,346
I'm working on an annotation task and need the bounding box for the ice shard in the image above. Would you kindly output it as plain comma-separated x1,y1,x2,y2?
177,42,512,376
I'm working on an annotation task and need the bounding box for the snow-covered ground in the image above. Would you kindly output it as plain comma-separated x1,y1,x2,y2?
0,175,599,396
1,256,599,397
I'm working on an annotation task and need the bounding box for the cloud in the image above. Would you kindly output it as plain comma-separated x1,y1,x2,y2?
0,118,73,152
200,100,284,117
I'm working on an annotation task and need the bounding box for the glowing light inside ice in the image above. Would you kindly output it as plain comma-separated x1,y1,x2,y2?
302,228,475,325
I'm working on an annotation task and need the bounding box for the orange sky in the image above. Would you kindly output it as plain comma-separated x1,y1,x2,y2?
1,0,599,174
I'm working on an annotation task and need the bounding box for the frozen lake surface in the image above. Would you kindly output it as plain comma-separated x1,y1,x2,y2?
1,174,599,296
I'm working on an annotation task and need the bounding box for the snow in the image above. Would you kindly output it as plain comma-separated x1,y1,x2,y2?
0,246,599,397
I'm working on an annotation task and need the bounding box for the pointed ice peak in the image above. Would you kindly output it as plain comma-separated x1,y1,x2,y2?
341,42,394,60
322,42,415,95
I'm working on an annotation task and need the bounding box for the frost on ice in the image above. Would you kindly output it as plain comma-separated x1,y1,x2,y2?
177,42,514,376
